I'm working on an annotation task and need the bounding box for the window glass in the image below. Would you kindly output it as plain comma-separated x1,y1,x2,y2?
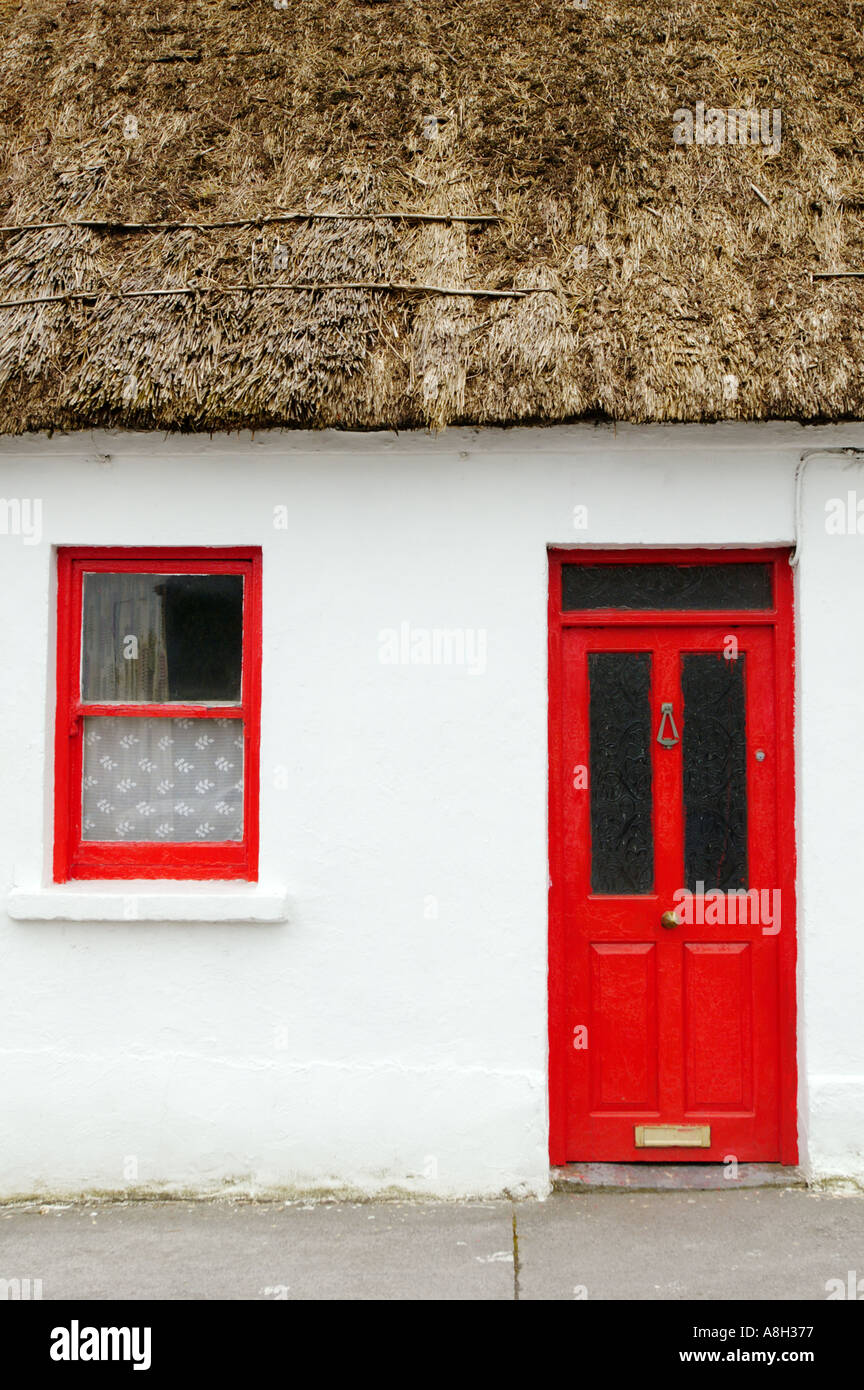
589,651,654,893
82,716,244,842
82,573,244,702
563,563,772,611
682,653,748,891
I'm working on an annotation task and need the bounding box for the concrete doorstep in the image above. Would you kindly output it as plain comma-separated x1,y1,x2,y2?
1,1186,863,1301
551,1162,807,1191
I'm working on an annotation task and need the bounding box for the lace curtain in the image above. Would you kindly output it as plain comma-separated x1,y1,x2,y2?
82,717,244,842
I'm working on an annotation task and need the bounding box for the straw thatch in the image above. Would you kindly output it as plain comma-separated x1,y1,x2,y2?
0,0,863,433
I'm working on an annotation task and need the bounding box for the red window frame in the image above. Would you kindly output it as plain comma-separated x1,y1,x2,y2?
54,547,262,882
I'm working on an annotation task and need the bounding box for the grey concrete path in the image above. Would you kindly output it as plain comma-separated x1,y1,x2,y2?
1,1188,862,1300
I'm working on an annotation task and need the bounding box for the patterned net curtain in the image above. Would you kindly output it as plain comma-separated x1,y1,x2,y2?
82,717,244,842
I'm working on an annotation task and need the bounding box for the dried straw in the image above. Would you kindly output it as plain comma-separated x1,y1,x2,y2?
0,0,862,433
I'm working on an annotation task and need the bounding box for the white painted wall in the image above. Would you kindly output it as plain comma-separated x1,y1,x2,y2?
0,420,863,1196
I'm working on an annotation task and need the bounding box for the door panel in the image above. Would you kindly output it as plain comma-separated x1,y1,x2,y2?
590,942,658,1109
560,624,782,1161
683,942,753,1110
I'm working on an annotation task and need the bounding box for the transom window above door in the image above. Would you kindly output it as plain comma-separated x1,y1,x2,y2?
562,561,774,611
54,548,261,882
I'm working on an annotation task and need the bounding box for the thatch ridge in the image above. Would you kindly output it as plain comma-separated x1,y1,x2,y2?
0,0,863,434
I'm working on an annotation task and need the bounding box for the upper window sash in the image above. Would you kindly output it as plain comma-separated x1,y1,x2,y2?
80,571,245,705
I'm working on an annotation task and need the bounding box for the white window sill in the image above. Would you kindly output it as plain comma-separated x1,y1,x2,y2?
7,882,289,923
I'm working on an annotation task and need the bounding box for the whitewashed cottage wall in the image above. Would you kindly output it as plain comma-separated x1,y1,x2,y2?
0,421,862,1196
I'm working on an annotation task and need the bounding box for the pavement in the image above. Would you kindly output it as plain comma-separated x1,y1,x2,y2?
2,1187,864,1300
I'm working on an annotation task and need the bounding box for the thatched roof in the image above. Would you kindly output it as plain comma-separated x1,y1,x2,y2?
1,0,863,434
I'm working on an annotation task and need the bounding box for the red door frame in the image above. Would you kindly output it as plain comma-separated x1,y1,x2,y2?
547,548,798,1166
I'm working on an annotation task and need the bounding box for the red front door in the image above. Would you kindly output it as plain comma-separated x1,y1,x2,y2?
548,552,797,1165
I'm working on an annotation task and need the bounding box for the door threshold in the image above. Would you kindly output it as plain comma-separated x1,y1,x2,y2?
552,1163,805,1193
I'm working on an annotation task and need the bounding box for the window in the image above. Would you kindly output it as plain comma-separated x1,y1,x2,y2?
54,548,261,881
561,561,773,611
